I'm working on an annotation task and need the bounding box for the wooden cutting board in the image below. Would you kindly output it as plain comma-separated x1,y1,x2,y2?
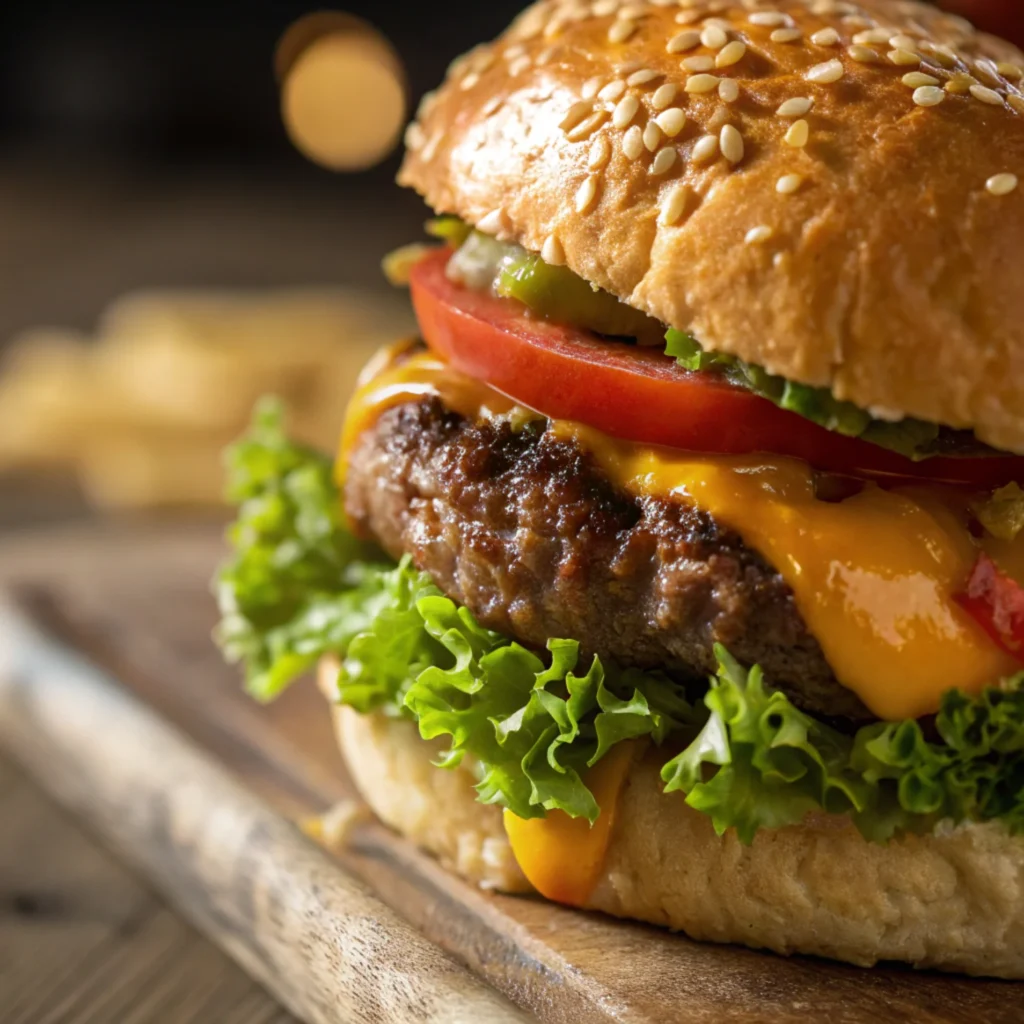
0,521,1019,1024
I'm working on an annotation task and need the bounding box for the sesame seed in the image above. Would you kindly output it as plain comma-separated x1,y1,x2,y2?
888,48,921,67
667,30,702,53
420,131,442,162
612,94,640,129
998,62,1023,81
945,72,976,94
703,18,732,32
682,55,715,72
853,28,893,45
776,173,804,194
598,79,627,102
588,135,611,169
912,86,945,107
674,9,702,25
575,175,599,213
902,71,939,88
656,107,687,136
628,68,663,86
481,95,503,116
582,76,604,99
716,40,747,67
848,45,880,63
719,78,740,102
560,101,594,132
701,25,729,50
591,0,618,14
622,124,645,159
1009,95,1024,115
504,43,527,61
692,134,719,162
784,119,810,147
542,234,566,266
771,27,803,43
567,110,610,142
477,208,509,235
650,147,678,175
973,60,1003,88
618,3,648,18
720,124,744,164
618,59,644,76
922,43,956,69
608,19,637,44
544,16,567,41
536,46,557,66
659,183,694,226
810,27,840,46
460,72,481,92
749,11,789,27
652,83,679,110
745,225,774,245
508,56,532,76
404,122,425,151
807,59,844,84
986,173,1019,196
970,84,1005,106
686,73,719,94
889,34,918,50
644,121,664,151
777,97,815,121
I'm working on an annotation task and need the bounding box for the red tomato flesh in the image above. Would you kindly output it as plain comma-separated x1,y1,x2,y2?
409,249,1024,487
957,553,1024,663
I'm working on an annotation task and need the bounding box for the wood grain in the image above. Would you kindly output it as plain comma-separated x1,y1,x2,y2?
0,594,530,1024
1,522,1022,1024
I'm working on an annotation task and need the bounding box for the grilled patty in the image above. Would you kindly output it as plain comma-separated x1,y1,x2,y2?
345,396,868,721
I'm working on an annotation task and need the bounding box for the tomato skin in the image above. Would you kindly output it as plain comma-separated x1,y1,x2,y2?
409,249,1024,488
957,553,1024,663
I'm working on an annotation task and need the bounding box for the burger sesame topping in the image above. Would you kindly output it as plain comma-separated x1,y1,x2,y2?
806,59,845,83
650,146,679,175
656,107,687,136
715,40,747,67
912,85,946,107
776,173,805,194
745,224,774,244
652,82,679,109
986,173,1019,196
575,174,599,213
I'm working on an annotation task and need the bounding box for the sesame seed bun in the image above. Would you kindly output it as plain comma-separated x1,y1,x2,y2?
398,0,1024,454
324,668,1024,979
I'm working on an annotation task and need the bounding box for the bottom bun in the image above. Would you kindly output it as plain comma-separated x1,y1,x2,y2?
320,661,1024,978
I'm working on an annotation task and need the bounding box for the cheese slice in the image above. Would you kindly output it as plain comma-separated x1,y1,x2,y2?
338,346,1022,721
502,741,636,906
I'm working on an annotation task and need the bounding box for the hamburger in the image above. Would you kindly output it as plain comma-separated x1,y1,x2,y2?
216,0,1024,977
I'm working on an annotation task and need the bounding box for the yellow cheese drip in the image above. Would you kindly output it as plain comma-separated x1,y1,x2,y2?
337,347,1022,721
502,741,636,906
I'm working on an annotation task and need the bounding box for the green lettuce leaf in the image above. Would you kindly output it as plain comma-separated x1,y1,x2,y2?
216,403,1024,841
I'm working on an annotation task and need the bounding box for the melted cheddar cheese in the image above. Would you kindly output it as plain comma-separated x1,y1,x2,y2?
502,741,636,905
338,346,1022,721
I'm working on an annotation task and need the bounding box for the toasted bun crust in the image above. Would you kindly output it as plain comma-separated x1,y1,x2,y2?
399,0,1024,453
323,664,1024,977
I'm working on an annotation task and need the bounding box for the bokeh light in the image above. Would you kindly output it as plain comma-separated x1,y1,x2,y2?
277,12,407,172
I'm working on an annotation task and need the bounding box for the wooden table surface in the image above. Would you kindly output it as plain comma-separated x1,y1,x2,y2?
0,753,297,1024
0,483,298,1023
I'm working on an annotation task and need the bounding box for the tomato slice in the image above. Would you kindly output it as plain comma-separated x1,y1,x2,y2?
956,553,1024,663
409,249,1024,487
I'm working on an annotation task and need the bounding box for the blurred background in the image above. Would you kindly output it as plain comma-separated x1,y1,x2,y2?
0,0,1021,527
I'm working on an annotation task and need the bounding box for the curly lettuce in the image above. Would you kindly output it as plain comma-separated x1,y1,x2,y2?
215,402,1024,841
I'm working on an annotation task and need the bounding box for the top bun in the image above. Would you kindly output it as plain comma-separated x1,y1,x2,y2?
399,0,1024,455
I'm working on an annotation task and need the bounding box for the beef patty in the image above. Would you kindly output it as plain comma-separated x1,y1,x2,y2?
345,396,869,721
